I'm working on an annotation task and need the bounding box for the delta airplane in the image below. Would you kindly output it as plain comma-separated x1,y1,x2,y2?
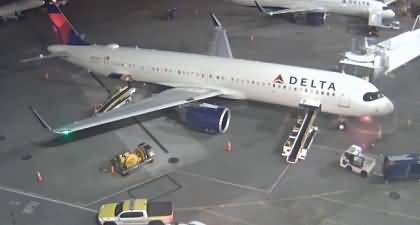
29,3,394,135
231,0,398,28
0,0,67,21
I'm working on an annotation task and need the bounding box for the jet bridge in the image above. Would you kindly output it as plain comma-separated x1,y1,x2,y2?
339,15,420,82
282,101,319,164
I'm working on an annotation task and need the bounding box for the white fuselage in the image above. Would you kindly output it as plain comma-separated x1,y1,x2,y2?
231,0,395,19
0,0,44,20
48,44,394,117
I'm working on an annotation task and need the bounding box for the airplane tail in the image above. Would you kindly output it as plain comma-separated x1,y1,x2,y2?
47,3,89,45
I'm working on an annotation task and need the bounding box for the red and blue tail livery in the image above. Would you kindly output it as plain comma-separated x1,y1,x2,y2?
47,3,89,45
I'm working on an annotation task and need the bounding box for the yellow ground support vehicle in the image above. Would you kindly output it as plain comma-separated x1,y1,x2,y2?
97,198,173,225
110,143,155,176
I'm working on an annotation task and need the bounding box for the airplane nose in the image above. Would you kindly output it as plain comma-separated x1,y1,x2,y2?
383,9,395,19
386,98,394,114
381,98,394,115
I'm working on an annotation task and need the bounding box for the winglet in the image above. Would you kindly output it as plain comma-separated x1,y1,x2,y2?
30,106,53,132
254,1,271,16
207,13,233,58
210,12,222,28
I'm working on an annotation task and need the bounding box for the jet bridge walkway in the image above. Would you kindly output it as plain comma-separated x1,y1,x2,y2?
282,107,318,164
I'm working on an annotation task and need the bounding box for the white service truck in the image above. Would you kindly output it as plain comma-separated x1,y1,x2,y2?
339,145,377,177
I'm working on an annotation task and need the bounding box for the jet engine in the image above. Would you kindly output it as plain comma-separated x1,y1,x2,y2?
306,12,326,26
177,103,231,134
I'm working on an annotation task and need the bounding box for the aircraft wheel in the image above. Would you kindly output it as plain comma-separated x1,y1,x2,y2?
337,122,346,131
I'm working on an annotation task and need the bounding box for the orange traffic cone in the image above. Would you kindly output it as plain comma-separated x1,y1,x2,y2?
36,171,43,183
224,141,232,152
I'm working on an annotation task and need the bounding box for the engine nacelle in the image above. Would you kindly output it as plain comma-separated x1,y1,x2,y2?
306,12,326,26
177,103,231,134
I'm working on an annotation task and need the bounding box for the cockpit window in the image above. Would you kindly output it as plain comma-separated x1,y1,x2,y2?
382,6,391,10
363,91,384,101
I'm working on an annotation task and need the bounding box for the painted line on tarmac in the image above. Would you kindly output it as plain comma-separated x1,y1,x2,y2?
202,208,255,225
312,144,343,153
0,185,96,213
268,164,290,193
176,189,351,212
319,196,420,221
175,170,268,193
84,173,167,207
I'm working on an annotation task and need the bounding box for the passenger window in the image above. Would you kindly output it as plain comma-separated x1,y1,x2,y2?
353,156,364,168
119,211,144,218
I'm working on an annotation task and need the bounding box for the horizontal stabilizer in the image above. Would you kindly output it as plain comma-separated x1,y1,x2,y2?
20,53,66,63
208,13,233,58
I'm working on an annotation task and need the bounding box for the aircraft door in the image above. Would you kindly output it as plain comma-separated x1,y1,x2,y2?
338,92,350,108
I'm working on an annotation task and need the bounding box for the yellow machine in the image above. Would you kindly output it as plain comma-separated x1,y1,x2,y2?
111,143,155,176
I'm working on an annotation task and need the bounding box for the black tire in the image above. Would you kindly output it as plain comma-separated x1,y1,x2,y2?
121,170,129,176
103,221,116,225
360,171,368,178
346,166,352,172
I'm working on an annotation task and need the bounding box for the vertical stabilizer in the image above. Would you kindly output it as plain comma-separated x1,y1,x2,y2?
47,3,89,45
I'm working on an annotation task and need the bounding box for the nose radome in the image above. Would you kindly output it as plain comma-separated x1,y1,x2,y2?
386,98,394,114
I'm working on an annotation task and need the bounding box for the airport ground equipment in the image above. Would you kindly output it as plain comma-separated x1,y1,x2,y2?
95,86,136,113
383,153,420,183
97,198,173,225
339,15,420,82
110,143,155,176
283,105,318,164
339,145,377,177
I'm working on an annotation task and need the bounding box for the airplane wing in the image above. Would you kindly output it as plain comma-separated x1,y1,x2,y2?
254,1,326,16
208,13,233,58
32,87,223,135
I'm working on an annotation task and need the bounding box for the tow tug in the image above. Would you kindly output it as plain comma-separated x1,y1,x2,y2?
110,143,155,176
94,85,136,113
339,145,377,177
282,99,319,164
